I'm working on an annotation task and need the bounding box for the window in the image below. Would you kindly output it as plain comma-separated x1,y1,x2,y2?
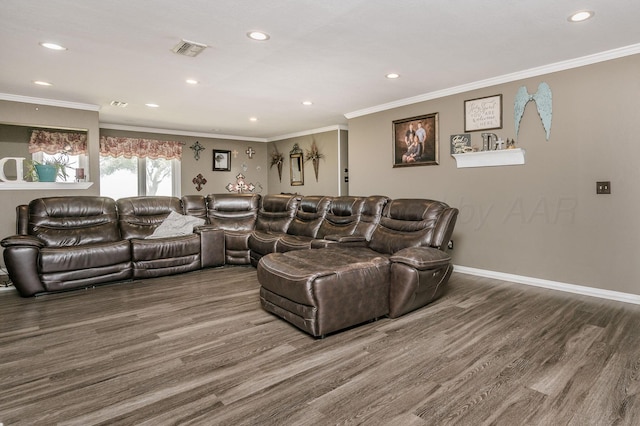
99,156,180,199
98,135,183,199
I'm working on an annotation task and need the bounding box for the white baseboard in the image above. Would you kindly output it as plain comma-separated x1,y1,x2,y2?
453,265,640,306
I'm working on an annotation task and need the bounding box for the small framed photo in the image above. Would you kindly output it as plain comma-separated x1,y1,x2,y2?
213,149,231,171
392,113,439,167
464,94,502,132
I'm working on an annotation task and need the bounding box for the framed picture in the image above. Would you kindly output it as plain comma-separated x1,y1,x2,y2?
392,113,439,167
213,149,231,171
464,94,502,132
450,133,472,154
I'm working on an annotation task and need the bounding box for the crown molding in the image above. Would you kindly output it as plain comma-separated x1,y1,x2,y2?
0,93,100,112
99,123,268,142
267,124,349,142
345,43,640,119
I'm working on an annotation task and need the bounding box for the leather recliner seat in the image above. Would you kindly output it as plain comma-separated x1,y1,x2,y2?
2,196,132,296
205,193,261,265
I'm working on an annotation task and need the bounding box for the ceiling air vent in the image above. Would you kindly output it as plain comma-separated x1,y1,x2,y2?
172,39,208,57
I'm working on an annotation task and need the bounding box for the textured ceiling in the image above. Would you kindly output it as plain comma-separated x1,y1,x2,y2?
1,0,639,139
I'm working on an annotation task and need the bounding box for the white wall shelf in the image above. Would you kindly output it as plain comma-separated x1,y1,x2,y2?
452,148,525,168
0,182,93,190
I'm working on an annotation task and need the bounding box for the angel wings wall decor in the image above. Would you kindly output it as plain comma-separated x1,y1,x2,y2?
514,82,552,141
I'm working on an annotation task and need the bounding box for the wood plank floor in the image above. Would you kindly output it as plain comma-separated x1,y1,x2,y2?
1,266,640,425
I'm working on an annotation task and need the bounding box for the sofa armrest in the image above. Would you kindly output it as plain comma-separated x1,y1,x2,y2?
1,235,45,248
194,226,225,268
390,247,451,270
1,237,46,297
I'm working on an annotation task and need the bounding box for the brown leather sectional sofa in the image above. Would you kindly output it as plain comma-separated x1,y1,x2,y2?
2,193,458,336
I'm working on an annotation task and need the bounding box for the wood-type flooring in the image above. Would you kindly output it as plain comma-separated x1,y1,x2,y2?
1,266,639,425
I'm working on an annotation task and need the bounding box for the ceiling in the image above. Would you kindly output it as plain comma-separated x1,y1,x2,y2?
1,0,639,140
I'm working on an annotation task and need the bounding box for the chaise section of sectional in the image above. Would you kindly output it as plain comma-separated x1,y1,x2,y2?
258,247,391,337
257,198,458,337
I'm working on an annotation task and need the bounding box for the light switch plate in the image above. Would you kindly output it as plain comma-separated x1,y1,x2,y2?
596,181,611,194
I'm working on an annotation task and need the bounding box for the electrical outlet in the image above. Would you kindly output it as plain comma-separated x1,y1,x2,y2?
596,181,611,194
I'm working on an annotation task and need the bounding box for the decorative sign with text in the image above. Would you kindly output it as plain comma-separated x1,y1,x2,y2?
464,94,502,132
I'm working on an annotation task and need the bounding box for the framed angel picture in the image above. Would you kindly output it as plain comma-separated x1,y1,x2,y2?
213,149,231,171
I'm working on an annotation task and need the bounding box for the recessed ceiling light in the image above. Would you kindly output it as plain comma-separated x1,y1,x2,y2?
145,103,160,108
40,42,67,51
186,79,199,85
386,73,400,79
302,101,313,106
568,10,595,22
33,80,52,86
247,31,270,41
249,117,258,122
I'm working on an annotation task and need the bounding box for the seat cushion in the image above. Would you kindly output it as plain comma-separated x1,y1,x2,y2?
131,234,201,261
276,234,314,252
248,230,285,256
40,240,131,273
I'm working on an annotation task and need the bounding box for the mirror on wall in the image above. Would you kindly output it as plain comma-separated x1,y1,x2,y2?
290,143,304,186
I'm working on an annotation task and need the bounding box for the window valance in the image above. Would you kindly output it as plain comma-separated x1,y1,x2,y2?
99,136,183,160
29,130,88,155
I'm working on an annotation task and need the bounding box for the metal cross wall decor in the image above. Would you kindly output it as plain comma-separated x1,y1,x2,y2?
225,173,255,193
192,173,207,191
189,141,205,160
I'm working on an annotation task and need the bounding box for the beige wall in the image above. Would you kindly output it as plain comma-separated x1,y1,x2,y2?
267,130,343,196
348,54,640,295
99,128,267,197
0,125,31,179
0,100,100,257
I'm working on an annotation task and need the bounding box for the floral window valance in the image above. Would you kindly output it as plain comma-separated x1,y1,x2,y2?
99,136,183,160
29,130,88,155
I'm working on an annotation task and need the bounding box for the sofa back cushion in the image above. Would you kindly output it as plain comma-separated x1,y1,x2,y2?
117,196,183,239
353,195,389,241
181,195,208,221
28,196,121,247
206,193,261,231
255,194,301,233
286,195,331,238
368,199,455,255
316,196,364,238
